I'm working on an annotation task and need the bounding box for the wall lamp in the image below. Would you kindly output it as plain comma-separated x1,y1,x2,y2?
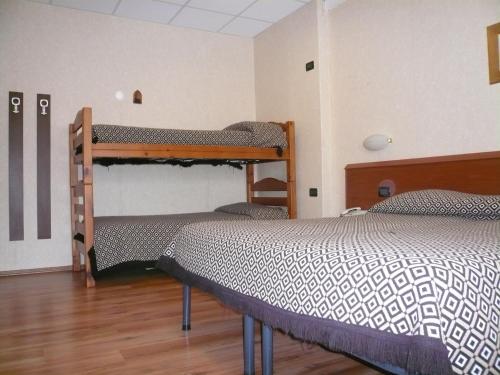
363,134,393,151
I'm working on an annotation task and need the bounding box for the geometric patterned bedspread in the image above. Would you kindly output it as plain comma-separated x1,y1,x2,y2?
94,212,251,271
165,213,500,374
92,121,288,149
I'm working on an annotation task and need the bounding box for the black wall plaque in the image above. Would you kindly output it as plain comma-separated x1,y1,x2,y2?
9,91,24,241
37,94,51,239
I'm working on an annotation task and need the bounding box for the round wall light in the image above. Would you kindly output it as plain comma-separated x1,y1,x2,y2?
363,134,393,151
114,90,124,101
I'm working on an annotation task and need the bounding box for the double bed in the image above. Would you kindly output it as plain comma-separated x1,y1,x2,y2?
157,151,500,375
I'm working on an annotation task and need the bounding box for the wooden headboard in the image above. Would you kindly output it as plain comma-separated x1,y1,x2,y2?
345,151,500,209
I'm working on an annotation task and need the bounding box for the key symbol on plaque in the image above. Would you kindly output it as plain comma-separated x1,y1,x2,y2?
40,99,49,115
11,97,21,113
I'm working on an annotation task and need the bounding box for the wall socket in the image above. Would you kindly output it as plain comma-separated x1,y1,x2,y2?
378,186,391,197
309,188,318,197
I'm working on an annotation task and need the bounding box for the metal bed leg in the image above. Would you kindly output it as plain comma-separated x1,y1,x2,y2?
243,315,255,375
261,323,273,375
182,284,191,331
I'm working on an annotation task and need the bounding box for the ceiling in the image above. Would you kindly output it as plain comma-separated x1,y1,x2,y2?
27,0,312,38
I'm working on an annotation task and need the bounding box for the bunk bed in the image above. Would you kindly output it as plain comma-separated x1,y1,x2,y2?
69,107,296,288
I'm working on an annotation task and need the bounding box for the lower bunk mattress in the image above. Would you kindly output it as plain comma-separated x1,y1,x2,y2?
157,191,500,375
93,202,287,272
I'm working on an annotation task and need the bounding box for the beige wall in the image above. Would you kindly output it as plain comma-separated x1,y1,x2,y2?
254,1,323,219
0,0,255,271
326,0,500,215
2,0,499,272
254,0,500,217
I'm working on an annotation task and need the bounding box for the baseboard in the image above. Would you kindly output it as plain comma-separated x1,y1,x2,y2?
0,265,73,276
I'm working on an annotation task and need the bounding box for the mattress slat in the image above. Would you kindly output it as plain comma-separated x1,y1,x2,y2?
74,204,84,215
74,183,84,197
75,222,85,235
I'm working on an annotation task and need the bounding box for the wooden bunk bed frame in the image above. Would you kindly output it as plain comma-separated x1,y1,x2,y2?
69,107,296,288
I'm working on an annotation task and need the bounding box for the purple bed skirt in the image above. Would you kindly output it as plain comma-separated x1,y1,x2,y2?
156,256,453,375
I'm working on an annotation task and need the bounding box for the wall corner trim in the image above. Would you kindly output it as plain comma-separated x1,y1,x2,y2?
323,0,346,11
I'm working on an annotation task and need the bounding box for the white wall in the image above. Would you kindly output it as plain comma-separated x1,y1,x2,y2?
325,0,500,215
254,1,323,219
0,0,255,271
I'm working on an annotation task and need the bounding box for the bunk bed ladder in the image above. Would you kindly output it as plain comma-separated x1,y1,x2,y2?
284,121,296,219
69,107,95,287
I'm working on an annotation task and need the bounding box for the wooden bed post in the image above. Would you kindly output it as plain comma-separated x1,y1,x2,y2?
246,164,254,203
82,108,95,288
69,107,95,288
285,121,297,219
69,125,80,272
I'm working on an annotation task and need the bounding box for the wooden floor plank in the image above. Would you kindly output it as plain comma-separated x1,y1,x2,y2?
0,271,382,374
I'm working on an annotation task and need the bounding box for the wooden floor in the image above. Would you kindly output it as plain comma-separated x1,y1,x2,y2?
0,270,382,375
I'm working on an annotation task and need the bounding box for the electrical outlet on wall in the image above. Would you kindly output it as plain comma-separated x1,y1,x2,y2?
309,188,318,197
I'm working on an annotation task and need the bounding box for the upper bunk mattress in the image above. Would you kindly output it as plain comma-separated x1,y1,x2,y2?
92,121,288,149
